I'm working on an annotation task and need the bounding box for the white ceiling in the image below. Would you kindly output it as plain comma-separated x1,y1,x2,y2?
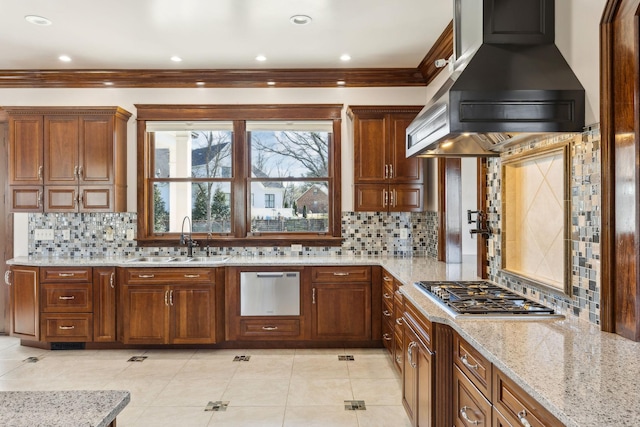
0,0,453,70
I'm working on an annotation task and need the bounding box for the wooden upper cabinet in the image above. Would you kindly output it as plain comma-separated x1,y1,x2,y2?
8,115,43,185
350,106,424,212
4,107,131,213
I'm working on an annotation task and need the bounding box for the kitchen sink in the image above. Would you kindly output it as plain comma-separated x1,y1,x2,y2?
126,256,177,263
125,256,229,264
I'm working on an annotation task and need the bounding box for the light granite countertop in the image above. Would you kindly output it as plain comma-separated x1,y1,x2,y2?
0,390,130,427
7,254,637,426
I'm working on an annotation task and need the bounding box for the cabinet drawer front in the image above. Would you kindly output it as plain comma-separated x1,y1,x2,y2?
382,318,394,351
124,268,216,284
239,319,300,339
453,366,491,427
454,333,492,398
311,266,371,283
493,369,562,427
41,267,91,282
41,314,92,342
403,299,432,351
42,284,92,312
382,271,394,294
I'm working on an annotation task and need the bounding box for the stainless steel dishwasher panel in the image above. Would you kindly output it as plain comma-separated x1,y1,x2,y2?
240,272,300,316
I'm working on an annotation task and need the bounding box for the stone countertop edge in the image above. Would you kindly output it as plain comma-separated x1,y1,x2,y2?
7,255,636,427
0,390,130,427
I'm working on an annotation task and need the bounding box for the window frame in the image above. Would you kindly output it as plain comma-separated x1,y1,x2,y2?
136,104,343,247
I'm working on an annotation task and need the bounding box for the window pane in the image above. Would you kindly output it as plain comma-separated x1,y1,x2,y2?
248,121,331,179
250,181,329,233
151,123,233,179
153,181,232,234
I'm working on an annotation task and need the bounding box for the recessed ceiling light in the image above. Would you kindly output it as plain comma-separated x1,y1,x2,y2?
290,15,312,25
103,81,113,86
196,81,205,86
25,15,52,26
337,80,346,86
255,55,267,62
58,55,71,62
267,81,276,86
340,54,351,62
170,56,182,62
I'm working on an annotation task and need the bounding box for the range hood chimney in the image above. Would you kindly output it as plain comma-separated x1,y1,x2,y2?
406,0,585,158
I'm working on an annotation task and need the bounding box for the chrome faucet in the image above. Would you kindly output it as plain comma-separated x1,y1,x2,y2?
180,216,198,257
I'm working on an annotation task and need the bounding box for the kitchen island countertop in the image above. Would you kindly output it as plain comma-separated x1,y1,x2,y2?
0,390,130,427
6,254,636,426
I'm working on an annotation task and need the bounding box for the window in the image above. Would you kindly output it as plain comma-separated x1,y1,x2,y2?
136,104,342,246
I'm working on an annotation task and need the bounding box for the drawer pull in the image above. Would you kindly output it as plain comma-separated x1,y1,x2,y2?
164,290,169,306
395,355,402,364
169,290,174,306
459,406,480,425
4,271,11,286
109,272,115,289
395,317,404,326
138,274,155,278
333,272,350,276
183,274,201,278
383,276,393,282
461,354,479,371
517,410,532,427
383,310,392,317
58,296,75,300
58,325,75,330
382,333,392,341
312,288,316,304
58,273,75,277
383,292,392,299
261,326,279,331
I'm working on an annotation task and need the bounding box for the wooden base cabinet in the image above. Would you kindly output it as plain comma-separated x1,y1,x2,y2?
7,266,39,340
120,268,221,345
93,267,117,342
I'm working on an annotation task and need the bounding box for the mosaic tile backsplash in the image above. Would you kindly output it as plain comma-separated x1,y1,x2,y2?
28,211,439,259
485,126,601,324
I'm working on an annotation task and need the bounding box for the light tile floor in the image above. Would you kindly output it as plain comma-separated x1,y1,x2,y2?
0,336,412,426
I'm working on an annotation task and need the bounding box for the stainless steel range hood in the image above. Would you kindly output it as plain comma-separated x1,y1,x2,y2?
407,0,585,158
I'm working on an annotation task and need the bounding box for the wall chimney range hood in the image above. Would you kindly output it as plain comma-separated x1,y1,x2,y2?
406,0,585,158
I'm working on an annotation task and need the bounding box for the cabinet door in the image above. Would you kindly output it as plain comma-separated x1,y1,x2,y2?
453,365,491,427
93,267,117,342
121,285,168,344
311,283,371,340
389,184,423,212
44,186,78,212
79,116,114,185
354,184,387,212
389,114,422,183
354,116,388,183
44,116,79,185
79,186,113,212
170,285,216,344
403,322,419,426
8,266,39,340
10,186,43,212
8,115,43,185
417,341,434,427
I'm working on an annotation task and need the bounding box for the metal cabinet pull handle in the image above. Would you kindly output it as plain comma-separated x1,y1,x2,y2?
382,333,392,341
517,410,532,427
383,276,393,282
461,354,479,371
312,288,316,304
383,310,392,317
58,296,75,300
138,274,154,278
58,273,75,277
391,189,396,207
383,292,392,299
384,164,389,179
38,166,43,180
58,325,75,330
262,326,278,331
395,355,402,364
164,290,169,306
459,406,480,425
37,190,42,208
78,166,83,179
395,317,404,326
73,166,79,179
407,341,418,368
169,290,174,306
183,274,200,278
383,189,388,207
333,272,349,276
109,272,115,289
4,271,12,286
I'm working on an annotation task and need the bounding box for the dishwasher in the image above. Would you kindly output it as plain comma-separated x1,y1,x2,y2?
240,271,300,316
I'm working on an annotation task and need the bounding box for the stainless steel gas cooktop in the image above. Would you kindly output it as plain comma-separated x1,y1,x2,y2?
414,280,563,319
